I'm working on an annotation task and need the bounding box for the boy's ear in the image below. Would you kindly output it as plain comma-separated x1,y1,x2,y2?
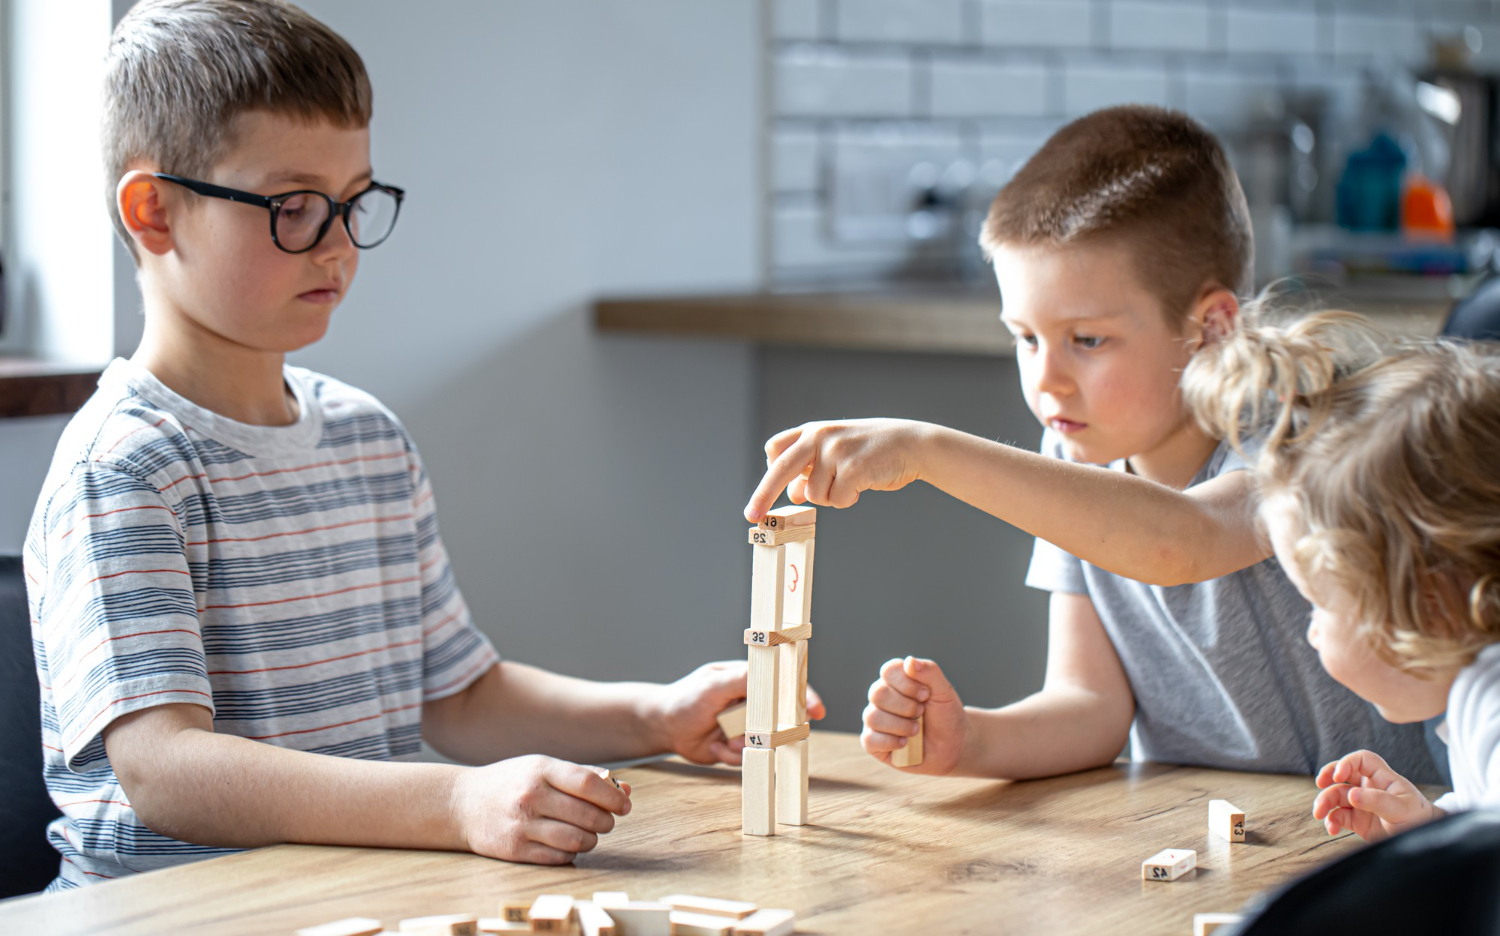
116,171,174,257
1191,286,1239,349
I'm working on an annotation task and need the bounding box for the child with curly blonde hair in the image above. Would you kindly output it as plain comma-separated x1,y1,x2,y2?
1186,311,1500,841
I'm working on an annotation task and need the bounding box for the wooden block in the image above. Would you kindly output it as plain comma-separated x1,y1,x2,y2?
776,736,809,825
658,895,756,919
1208,799,1246,843
890,716,923,768
1141,848,1197,882
732,909,796,936
744,723,809,750
715,702,746,739
479,920,530,934
759,505,816,530
528,896,575,933
745,645,780,734
400,915,479,936
592,893,630,910
748,525,815,547
605,902,671,936
499,901,532,924
667,912,735,936
749,544,786,633
1193,913,1243,935
297,919,385,936
575,901,617,936
742,747,776,835
744,622,812,647
598,768,623,791
782,538,815,626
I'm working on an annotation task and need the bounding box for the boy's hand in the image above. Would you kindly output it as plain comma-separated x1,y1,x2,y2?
452,755,631,865
1312,749,1440,842
648,660,826,766
744,419,933,521
862,656,968,775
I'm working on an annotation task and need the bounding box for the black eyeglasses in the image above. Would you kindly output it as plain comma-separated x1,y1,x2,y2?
153,173,405,254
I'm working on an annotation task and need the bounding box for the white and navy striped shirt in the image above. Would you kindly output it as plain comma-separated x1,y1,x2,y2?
23,359,499,889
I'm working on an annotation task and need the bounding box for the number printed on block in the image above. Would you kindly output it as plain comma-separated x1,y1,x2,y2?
1140,848,1196,882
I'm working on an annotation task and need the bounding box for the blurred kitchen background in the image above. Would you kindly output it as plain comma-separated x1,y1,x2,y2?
1,0,1494,738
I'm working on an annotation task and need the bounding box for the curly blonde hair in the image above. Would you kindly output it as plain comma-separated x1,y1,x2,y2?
1184,305,1500,673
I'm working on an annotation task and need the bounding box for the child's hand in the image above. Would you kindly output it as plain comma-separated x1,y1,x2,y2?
743,419,932,521
1312,749,1440,842
452,755,631,865
649,660,827,766
862,656,968,775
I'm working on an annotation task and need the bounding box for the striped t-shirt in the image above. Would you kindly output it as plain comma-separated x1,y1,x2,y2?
23,358,499,889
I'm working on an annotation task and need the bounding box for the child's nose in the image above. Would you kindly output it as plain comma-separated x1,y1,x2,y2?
1033,343,1074,396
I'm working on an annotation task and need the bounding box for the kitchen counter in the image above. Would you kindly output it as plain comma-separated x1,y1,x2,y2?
594,285,1453,355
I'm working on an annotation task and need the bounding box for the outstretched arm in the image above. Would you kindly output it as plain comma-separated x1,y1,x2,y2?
745,419,1269,586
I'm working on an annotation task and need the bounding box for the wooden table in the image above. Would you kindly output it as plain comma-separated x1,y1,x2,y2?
0,732,1367,935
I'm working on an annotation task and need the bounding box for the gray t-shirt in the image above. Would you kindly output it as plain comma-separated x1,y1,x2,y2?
1025,429,1441,783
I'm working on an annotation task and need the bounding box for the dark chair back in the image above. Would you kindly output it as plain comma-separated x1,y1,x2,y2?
0,555,61,898
1234,809,1500,935
1443,273,1500,341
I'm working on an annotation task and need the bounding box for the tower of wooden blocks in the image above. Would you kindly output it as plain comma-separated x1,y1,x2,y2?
742,505,816,835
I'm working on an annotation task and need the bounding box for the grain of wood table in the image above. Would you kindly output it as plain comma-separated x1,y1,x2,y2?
0,732,1368,935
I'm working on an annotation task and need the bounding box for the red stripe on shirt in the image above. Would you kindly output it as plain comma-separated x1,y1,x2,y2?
186,513,414,547
100,417,168,457
71,687,214,749
160,451,405,493
59,504,176,541
242,700,422,741
201,576,420,611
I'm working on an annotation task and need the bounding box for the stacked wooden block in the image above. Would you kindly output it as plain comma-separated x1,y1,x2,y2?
743,506,816,836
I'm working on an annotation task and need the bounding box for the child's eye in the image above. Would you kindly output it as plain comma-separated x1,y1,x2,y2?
1014,334,1038,349
1074,335,1105,350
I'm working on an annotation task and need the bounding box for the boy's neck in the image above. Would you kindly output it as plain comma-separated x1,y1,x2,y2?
1125,416,1220,490
132,299,300,428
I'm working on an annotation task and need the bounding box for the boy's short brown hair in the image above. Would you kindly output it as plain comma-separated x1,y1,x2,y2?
980,105,1253,322
103,0,372,255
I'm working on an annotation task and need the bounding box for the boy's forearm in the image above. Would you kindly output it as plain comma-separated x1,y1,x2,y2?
956,687,1132,781
121,726,466,851
919,425,1262,585
425,662,665,765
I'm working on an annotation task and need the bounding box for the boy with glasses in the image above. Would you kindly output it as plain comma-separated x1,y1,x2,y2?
21,0,803,890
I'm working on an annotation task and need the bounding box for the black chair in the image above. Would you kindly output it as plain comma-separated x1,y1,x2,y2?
1443,272,1500,341
1232,809,1500,935
0,555,61,899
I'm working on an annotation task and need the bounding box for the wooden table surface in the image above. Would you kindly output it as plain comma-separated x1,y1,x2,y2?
0,732,1366,936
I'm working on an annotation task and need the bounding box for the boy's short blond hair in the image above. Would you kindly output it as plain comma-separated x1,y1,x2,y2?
103,0,372,256
980,105,1253,323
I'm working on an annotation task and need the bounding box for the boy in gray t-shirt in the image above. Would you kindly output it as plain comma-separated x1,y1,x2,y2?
742,106,1439,785
1025,431,1435,778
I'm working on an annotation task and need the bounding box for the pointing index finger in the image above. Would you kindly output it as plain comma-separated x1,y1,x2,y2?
745,431,817,521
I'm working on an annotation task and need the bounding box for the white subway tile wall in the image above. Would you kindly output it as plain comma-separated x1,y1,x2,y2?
768,0,1500,283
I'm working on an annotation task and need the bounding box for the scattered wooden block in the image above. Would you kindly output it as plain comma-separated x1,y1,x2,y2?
742,747,777,835
296,918,384,936
528,896,576,933
743,622,813,647
1141,848,1197,882
715,702,746,739
890,716,923,768
667,911,735,936
759,505,816,530
575,901,616,936
732,909,795,936
748,525,815,547
597,768,623,792
499,900,532,924
1208,799,1246,843
744,723,810,750
479,920,530,934
1193,912,1243,935
605,902,671,936
399,914,479,935
658,895,756,919
592,893,630,909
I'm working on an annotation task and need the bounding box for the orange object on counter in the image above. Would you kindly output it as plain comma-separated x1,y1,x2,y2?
1403,174,1455,242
